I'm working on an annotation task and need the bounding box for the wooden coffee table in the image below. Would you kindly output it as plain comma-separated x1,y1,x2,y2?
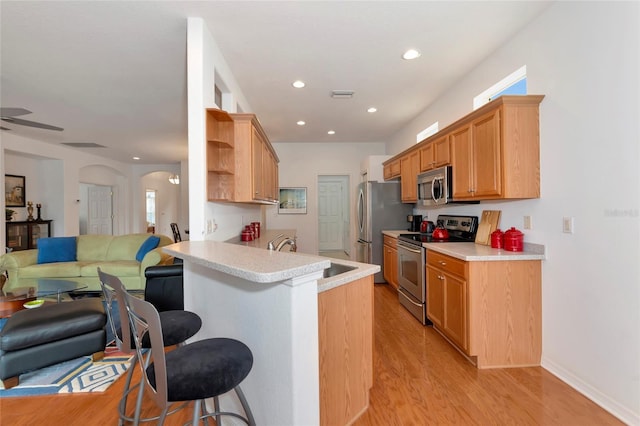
0,279,88,318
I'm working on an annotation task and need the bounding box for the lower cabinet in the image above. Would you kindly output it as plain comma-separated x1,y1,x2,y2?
318,276,373,426
426,250,542,368
382,235,399,289
426,251,468,351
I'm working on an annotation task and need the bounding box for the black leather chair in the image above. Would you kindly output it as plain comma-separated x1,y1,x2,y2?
144,262,184,312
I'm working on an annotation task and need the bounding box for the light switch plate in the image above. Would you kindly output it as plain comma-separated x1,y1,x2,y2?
562,217,574,234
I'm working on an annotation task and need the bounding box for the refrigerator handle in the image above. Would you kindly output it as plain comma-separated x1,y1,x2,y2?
357,187,365,235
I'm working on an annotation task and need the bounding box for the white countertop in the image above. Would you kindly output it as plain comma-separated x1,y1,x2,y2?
383,230,545,261
382,230,418,238
163,240,330,284
424,242,545,261
163,230,379,292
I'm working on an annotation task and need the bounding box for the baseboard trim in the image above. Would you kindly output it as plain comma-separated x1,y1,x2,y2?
541,356,639,425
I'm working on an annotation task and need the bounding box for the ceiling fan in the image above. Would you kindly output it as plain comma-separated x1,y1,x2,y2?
0,107,64,131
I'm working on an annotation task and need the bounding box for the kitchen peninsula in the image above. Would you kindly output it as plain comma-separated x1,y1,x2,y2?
162,240,379,426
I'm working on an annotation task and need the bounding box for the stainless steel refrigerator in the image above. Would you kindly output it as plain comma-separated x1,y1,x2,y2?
356,181,414,283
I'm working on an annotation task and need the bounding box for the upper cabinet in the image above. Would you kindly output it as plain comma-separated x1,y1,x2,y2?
400,150,419,203
383,158,401,180
206,109,279,204
419,134,450,172
384,95,544,202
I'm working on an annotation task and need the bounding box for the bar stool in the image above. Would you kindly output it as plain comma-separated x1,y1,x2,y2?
97,268,202,425
122,286,256,425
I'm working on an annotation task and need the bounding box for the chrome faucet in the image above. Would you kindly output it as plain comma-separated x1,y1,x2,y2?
267,234,284,251
267,234,297,252
276,237,297,252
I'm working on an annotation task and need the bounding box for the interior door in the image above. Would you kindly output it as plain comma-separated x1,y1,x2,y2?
87,185,113,235
318,179,344,251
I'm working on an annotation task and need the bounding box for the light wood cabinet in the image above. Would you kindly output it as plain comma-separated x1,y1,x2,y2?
382,235,399,289
206,109,279,204
426,251,468,351
426,250,542,368
383,159,401,180
451,96,543,200
400,150,419,203
419,135,450,172
318,275,373,426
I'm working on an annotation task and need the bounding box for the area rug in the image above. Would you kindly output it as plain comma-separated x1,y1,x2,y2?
0,344,132,397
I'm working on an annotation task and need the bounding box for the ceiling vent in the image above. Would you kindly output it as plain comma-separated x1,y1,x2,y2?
61,142,106,148
331,90,354,99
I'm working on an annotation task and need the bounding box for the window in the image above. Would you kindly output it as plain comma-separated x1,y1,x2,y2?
416,122,439,143
474,65,527,109
146,189,156,227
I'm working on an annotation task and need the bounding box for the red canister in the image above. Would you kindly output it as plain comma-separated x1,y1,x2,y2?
241,229,254,241
490,229,504,249
503,227,524,252
251,222,261,238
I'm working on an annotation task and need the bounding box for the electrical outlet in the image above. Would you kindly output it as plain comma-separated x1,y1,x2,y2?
524,216,532,230
206,220,213,233
562,217,574,234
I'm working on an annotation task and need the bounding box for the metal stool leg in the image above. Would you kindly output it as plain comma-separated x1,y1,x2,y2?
235,385,256,426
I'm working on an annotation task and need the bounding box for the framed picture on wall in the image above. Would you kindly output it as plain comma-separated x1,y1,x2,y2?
5,174,26,207
278,187,307,214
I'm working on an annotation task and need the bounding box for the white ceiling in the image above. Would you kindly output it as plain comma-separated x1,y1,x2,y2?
0,1,553,164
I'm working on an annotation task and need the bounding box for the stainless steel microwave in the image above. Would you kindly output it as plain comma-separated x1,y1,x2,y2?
417,166,479,207
417,166,452,207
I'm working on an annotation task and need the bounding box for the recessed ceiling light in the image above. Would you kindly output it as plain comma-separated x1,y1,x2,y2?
292,80,305,88
133,156,140,160
367,107,377,113
402,49,421,60
327,130,335,135
297,121,306,126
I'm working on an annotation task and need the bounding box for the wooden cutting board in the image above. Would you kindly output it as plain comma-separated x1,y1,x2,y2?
475,210,501,245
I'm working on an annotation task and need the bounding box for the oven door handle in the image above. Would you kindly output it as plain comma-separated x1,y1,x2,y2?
398,243,423,254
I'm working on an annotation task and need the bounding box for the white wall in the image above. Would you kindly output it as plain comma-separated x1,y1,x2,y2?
2,132,181,241
186,17,265,243
390,2,639,423
267,142,386,254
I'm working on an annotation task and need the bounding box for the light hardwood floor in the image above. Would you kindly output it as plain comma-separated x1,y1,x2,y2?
0,284,623,425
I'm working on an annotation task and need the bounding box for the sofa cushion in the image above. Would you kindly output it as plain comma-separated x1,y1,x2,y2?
19,262,83,278
136,235,160,262
77,235,114,262
37,237,77,264
80,261,141,277
106,234,151,261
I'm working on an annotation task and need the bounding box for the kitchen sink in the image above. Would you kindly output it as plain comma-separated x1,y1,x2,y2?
323,262,357,278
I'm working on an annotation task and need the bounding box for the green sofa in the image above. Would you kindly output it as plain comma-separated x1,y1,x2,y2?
1,233,174,292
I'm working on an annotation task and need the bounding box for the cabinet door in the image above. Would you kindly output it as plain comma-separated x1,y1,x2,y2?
251,127,265,201
383,245,398,289
443,272,468,352
419,143,434,172
433,135,450,167
426,265,444,328
450,125,473,198
6,223,29,251
400,151,419,203
471,109,502,198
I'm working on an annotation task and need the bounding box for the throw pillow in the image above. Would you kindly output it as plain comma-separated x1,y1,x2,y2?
135,235,161,262
37,237,77,264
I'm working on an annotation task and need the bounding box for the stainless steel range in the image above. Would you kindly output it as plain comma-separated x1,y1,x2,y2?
397,214,478,325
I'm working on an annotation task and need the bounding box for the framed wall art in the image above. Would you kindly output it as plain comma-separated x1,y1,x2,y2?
278,187,307,214
5,175,26,207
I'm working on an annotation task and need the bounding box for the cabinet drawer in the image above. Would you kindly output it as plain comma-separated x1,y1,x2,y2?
427,251,466,278
383,235,397,248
